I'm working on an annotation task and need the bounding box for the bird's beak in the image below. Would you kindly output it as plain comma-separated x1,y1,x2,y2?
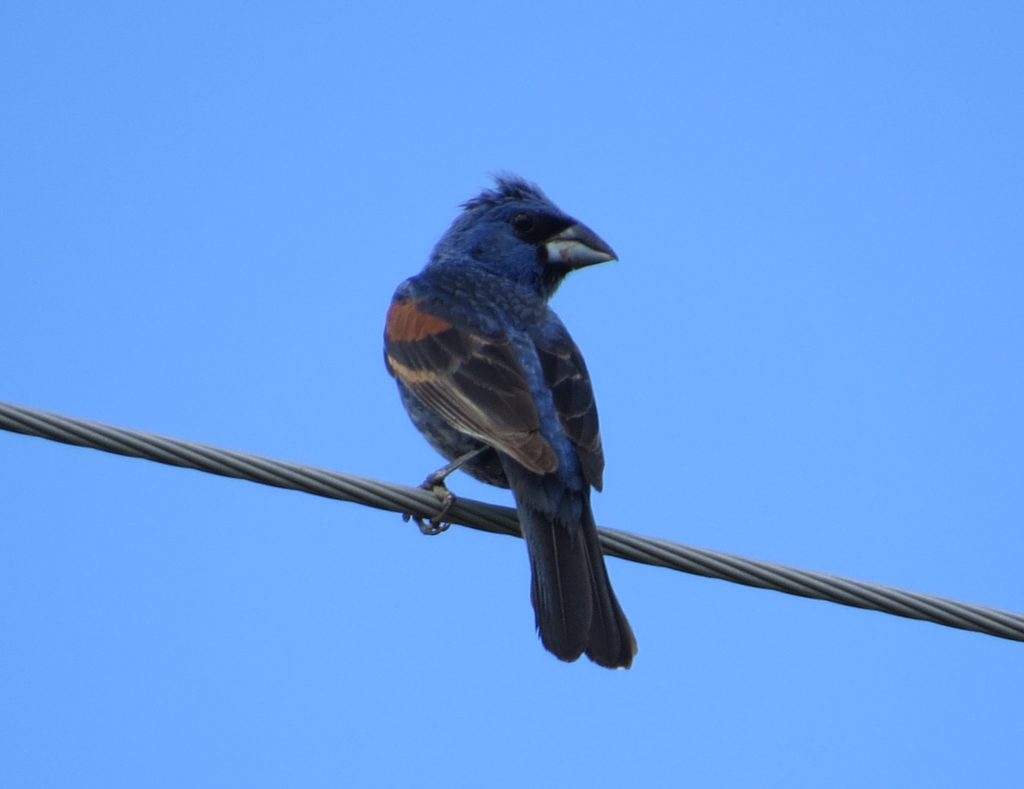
544,223,618,269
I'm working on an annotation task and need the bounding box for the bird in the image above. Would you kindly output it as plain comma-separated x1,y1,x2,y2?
383,175,637,668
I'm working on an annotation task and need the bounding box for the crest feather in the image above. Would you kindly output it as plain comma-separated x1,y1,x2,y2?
461,174,550,210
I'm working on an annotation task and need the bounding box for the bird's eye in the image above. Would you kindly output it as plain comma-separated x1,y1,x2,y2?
511,213,535,233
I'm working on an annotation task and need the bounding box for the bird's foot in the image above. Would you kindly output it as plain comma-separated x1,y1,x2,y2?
403,471,456,535
401,449,486,535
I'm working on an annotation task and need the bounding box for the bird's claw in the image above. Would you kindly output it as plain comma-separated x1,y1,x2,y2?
402,475,456,535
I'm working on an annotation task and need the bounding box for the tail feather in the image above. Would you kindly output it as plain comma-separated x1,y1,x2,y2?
510,468,637,669
525,504,593,662
579,503,636,669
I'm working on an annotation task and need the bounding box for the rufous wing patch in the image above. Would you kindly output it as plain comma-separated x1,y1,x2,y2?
385,299,453,342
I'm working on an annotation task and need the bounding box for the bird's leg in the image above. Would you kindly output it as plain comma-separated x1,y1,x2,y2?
405,446,489,536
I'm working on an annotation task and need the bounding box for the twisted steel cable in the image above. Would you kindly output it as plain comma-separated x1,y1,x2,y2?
2,400,1022,642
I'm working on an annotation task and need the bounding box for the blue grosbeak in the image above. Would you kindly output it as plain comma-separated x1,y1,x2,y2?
384,176,636,668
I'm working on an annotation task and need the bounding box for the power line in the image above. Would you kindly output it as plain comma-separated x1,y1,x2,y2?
2,400,1022,643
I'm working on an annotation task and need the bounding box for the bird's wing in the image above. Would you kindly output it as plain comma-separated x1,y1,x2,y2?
536,335,605,491
385,297,558,475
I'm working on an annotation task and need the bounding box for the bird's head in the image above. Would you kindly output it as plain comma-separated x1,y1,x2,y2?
431,175,617,300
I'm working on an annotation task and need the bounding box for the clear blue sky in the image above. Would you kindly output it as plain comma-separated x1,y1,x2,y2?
2,2,1022,787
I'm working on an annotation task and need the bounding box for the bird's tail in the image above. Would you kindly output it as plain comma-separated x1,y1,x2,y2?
508,472,637,669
